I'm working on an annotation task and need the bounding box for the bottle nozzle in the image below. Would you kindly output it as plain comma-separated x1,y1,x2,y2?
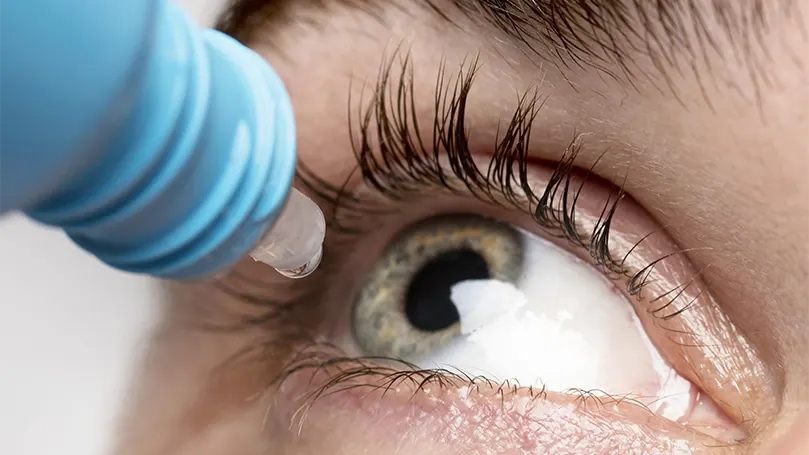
249,188,326,278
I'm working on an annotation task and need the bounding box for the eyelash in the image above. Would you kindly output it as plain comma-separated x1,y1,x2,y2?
218,53,697,409
298,53,657,291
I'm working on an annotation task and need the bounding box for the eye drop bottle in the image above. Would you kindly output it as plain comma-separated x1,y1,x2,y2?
0,0,325,280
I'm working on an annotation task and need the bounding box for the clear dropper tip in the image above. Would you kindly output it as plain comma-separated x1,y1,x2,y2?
248,188,326,279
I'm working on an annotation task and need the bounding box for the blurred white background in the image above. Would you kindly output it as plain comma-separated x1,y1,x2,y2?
0,1,228,454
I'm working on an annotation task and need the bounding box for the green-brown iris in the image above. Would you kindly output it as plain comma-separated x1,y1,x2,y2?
353,215,524,359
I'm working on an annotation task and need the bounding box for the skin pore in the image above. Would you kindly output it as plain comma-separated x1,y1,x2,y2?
114,1,808,454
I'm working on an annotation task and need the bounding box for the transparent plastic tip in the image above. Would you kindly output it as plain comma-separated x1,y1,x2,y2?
249,188,326,278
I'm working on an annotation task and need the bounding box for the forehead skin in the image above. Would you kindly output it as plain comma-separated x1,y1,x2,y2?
114,1,808,455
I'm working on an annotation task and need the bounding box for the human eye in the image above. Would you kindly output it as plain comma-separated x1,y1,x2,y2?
252,56,776,454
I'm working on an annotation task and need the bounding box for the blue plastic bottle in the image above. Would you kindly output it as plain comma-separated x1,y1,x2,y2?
0,0,324,280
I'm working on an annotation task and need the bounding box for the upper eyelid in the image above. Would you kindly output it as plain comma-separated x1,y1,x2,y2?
300,54,634,275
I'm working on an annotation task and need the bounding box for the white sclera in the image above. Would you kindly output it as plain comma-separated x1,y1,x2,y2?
413,230,693,421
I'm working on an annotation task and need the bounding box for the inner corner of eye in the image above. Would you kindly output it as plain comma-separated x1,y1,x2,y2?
347,213,739,437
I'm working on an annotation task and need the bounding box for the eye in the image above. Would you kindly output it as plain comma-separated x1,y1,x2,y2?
348,213,741,439
279,57,777,451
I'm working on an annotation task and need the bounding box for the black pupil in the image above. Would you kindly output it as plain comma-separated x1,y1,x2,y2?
405,249,491,332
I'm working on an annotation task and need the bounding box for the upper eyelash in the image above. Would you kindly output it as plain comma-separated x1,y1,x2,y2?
298,51,653,285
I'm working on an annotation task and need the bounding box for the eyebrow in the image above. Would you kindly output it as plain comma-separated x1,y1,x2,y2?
453,0,784,90
217,0,789,94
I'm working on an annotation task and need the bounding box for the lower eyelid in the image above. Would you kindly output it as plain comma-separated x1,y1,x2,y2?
269,353,736,455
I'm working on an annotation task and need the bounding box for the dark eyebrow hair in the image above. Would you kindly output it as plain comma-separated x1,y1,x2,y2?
468,1,803,98
455,0,707,83
217,0,799,99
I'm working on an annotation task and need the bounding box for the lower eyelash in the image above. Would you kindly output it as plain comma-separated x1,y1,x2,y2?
268,340,662,431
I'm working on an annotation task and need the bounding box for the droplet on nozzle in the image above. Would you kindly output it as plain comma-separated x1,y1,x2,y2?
274,245,323,279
